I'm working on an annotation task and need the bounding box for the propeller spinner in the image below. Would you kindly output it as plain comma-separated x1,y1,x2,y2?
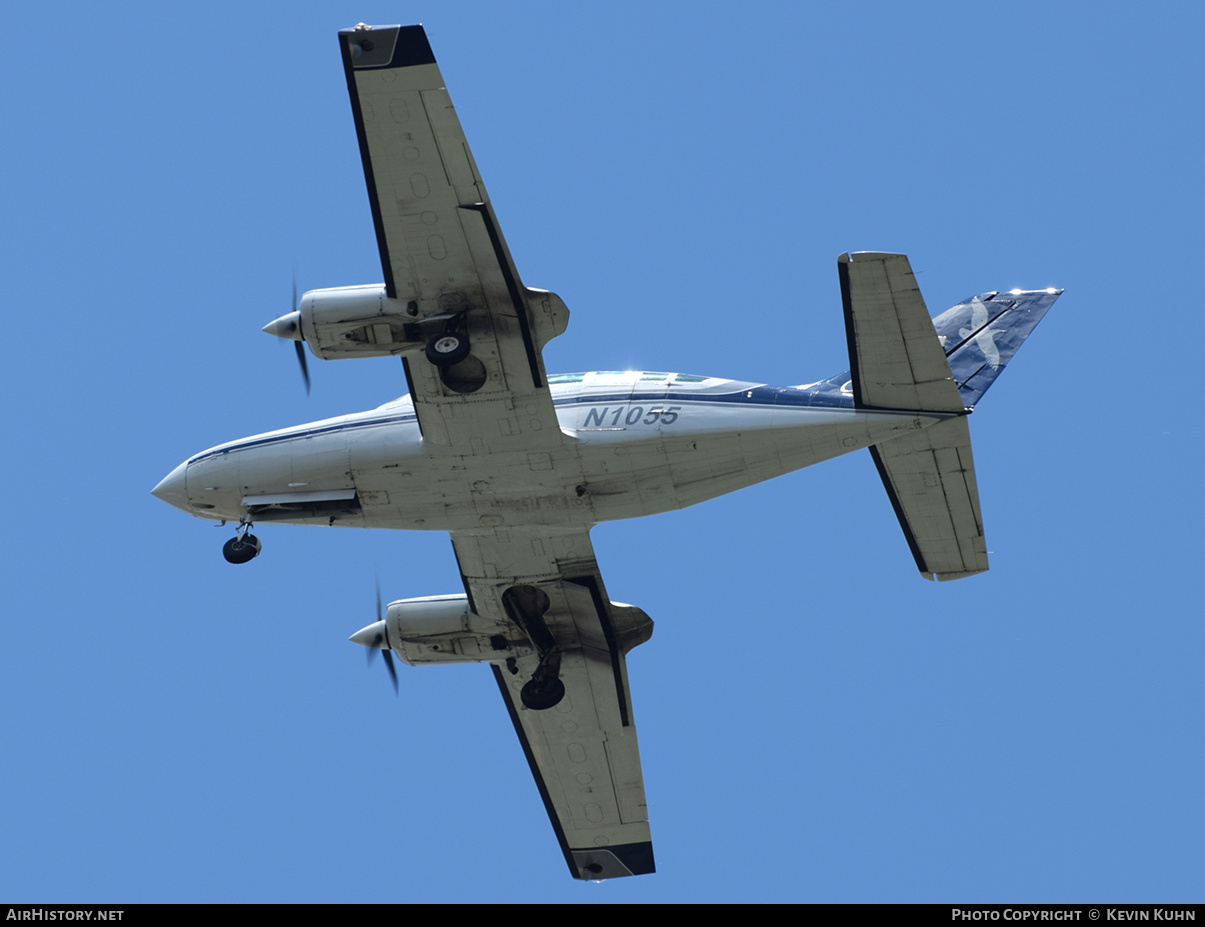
349,584,398,693
262,280,310,394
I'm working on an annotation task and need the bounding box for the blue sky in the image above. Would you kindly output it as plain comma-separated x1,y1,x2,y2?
3,0,1202,903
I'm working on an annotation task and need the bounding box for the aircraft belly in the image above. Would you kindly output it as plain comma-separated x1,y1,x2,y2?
355,443,597,531
575,434,674,522
186,404,945,528
769,407,937,472
587,406,946,518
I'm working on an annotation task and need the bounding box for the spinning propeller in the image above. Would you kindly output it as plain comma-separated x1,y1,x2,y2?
262,278,310,395
349,581,397,694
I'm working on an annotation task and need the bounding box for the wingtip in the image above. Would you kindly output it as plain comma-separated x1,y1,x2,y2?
339,24,434,69
571,843,656,880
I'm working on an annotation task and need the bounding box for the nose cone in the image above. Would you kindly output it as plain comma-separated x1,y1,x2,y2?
151,461,190,512
350,620,388,648
263,310,303,341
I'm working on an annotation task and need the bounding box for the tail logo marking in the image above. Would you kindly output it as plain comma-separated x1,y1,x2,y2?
959,297,1004,369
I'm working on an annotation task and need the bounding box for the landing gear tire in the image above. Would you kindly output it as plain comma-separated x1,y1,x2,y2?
222,533,261,564
520,675,565,711
425,331,470,367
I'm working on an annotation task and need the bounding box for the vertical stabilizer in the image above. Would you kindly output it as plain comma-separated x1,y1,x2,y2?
932,288,1061,408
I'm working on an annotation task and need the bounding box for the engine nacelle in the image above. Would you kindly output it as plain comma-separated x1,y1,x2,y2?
352,590,653,667
298,284,418,360
384,594,532,666
274,283,571,363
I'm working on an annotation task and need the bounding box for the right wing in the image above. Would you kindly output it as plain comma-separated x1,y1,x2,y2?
452,527,656,880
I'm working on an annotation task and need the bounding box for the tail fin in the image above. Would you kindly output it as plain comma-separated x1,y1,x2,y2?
933,288,1061,408
838,253,1060,581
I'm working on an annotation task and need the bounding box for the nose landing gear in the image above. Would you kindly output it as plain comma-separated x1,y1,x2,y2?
222,524,261,564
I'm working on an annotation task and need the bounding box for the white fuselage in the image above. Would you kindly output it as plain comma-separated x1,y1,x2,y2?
155,370,948,532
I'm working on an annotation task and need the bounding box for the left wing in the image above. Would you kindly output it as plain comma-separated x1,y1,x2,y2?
451,527,656,880
339,24,567,450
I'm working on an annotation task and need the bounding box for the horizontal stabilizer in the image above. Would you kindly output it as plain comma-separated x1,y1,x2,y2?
932,288,1061,408
838,252,964,413
870,416,987,581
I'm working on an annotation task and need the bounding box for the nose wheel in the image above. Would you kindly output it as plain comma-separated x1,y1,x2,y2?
222,530,261,564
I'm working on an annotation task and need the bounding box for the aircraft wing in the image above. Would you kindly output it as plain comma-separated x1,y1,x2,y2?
451,527,656,880
338,25,566,450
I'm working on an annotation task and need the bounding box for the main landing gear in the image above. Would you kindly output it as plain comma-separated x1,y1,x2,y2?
424,317,470,367
502,584,566,711
520,673,566,711
222,525,261,564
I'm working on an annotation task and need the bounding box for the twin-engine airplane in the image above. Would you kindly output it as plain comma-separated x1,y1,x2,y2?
152,23,1059,881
